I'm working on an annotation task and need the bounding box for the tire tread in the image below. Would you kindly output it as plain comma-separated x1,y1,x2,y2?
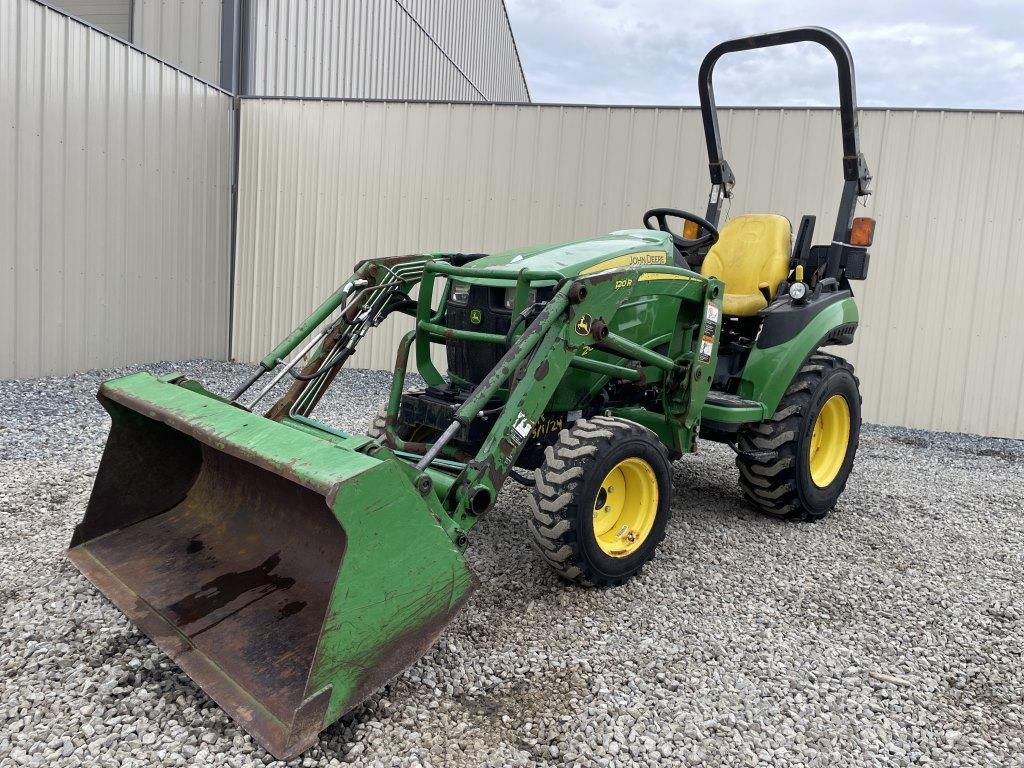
736,352,861,521
528,417,669,586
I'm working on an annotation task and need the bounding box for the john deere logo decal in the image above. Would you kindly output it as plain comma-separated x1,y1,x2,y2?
469,308,483,325
575,313,592,336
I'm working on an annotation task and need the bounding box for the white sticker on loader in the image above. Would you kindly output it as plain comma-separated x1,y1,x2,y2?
700,338,714,363
706,303,720,324
512,412,533,443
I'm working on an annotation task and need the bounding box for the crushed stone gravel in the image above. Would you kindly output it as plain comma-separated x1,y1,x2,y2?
1,359,1022,767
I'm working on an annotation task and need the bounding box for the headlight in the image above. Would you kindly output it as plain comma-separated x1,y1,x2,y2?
504,287,537,310
788,282,808,302
449,281,470,305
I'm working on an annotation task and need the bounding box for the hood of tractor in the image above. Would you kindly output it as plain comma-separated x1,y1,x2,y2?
458,229,674,284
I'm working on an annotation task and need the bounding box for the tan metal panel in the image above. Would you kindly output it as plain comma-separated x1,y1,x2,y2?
398,0,529,101
49,0,132,39
246,0,526,101
2,0,232,379
233,99,1024,438
132,0,221,84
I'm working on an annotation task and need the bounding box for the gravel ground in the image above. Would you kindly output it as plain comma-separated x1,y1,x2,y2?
2,359,1022,768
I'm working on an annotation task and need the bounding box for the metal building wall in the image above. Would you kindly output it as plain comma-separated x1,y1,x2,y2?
50,0,132,39
398,0,529,101
232,99,1024,438
1,0,233,379
246,0,528,101
132,0,221,85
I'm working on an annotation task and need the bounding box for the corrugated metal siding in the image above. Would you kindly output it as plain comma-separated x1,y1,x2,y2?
50,0,132,39
132,0,221,85
246,0,528,101
232,99,1024,438
1,0,233,379
398,0,529,101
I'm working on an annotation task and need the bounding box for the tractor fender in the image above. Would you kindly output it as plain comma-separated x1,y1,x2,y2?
737,296,859,418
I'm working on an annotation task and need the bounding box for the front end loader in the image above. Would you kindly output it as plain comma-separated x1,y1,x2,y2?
69,26,876,759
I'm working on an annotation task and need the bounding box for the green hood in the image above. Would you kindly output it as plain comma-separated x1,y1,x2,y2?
454,229,675,285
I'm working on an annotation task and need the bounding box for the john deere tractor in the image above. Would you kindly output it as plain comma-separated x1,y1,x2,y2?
68,27,874,760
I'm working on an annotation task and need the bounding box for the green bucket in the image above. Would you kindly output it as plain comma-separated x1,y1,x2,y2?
68,373,475,759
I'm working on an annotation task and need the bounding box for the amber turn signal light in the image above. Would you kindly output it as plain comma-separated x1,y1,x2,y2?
682,220,701,240
850,217,875,246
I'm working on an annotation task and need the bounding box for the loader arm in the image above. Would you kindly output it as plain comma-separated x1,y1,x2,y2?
390,260,725,523
232,254,431,419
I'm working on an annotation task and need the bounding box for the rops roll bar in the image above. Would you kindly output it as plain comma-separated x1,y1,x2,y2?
697,27,872,262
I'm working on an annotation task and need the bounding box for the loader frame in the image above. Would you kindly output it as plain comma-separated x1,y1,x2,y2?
232,254,725,537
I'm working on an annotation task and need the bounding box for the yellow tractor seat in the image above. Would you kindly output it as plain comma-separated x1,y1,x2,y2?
700,214,793,316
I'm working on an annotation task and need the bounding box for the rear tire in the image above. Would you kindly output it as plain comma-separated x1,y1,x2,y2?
736,352,861,521
528,417,672,586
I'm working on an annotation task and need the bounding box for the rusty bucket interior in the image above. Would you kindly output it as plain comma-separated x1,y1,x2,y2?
68,407,346,755
68,379,478,760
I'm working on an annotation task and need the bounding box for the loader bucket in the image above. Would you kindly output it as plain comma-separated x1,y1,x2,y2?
67,373,476,760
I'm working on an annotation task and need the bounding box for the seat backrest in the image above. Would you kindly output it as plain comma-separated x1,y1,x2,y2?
700,214,792,317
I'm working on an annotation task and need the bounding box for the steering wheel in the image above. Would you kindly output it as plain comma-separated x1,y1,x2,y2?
643,208,719,252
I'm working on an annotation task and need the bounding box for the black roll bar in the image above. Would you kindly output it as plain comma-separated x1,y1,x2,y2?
697,27,872,278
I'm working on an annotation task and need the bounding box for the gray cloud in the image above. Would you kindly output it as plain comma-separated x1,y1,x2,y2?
505,0,1024,109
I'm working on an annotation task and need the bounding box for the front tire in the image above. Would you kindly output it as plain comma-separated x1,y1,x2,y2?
367,403,440,445
528,417,672,586
736,352,861,521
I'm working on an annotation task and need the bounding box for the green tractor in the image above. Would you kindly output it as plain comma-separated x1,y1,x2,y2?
68,27,874,760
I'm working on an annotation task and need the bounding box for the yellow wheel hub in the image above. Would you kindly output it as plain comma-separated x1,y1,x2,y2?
592,457,658,558
808,394,851,487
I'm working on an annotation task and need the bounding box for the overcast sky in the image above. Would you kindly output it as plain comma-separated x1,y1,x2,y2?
504,0,1024,109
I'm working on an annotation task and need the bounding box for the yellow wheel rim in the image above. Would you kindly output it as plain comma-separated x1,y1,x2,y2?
592,457,659,558
808,394,852,487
